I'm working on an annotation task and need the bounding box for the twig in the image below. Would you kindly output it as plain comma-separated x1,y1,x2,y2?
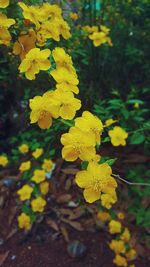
112,173,150,187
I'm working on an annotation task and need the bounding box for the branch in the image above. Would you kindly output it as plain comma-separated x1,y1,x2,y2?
112,173,150,187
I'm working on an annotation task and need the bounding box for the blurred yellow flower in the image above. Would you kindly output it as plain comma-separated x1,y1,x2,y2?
120,228,131,242
31,196,46,212
108,220,122,234
19,144,29,154
109,240,126,254
0,13,15,28
18,213,31,230
75,162,117,203
19,161,31,172
89,31,108,47
100,25,110,34
13,30,36,60
108,126,128,146
117,212,125,220
75,111,103,145
104,118,117,127
32,148,43,159
70,12,78,21
18,3,41,28
31,169,46,184
97,211,111,222
42,159,53,172
52,47,74,74
17,185,33,201
134,102,139,108
0,0,9,8
113,254,127,267
0,27,11,46
101,192,117,209
19,48,51,80
0,155,8,167
126,249,137,260
40,181,49,195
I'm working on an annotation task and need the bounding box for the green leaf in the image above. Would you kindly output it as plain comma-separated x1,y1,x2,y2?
81,161,88,170
130,132,145,144
104,158,117,166
22,204,31,215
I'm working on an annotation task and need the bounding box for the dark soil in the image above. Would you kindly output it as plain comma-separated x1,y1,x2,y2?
0,194,149,267
0,148,150,267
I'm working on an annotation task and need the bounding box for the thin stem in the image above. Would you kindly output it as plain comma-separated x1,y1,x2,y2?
112,173,150,187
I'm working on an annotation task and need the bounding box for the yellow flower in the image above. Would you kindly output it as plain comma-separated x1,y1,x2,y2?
19,161,31,172
0,27,11,46
17,185,33,201
75,162,117,203
18,3,41,28
109,240,126,254
61,127,96,162
0,155,8,167
18,213,31,230
134,102,139,109
117,212,125,220
104,118,117,127
108,126,128,146
89,32,108,47
83,25,98,34
0,13,15,28
100,25,110,34
113,254,127,267
31,196,46,212
52,47,75,74
97,211,111,222
50,89,81,120
19,48,51,80
0,0,9,8
41,3,62,20
40,181,49,195
31,169,46,184
19,144,29,154
56,17,71,39
29,91,59,129
126,249,136,260
70,12,78,21
51,67,79,90
101,192,117,209
32,148,43,159
13,30,36,60
39,21,60,42
0,13,15,46
75,111,103,144
120,228,131,242
108,220,122,234
42,159,53,172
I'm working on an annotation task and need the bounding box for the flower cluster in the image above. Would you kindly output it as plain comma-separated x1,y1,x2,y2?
18,2,71,45
61,111,118,208
97,211,137,267
104,118,128,146
0,8,15,46
108,218,137,267
83,25,112,47
29,47,81,128
16,143,54,230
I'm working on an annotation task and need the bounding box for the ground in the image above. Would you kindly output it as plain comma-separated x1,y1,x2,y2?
0,147,150,267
